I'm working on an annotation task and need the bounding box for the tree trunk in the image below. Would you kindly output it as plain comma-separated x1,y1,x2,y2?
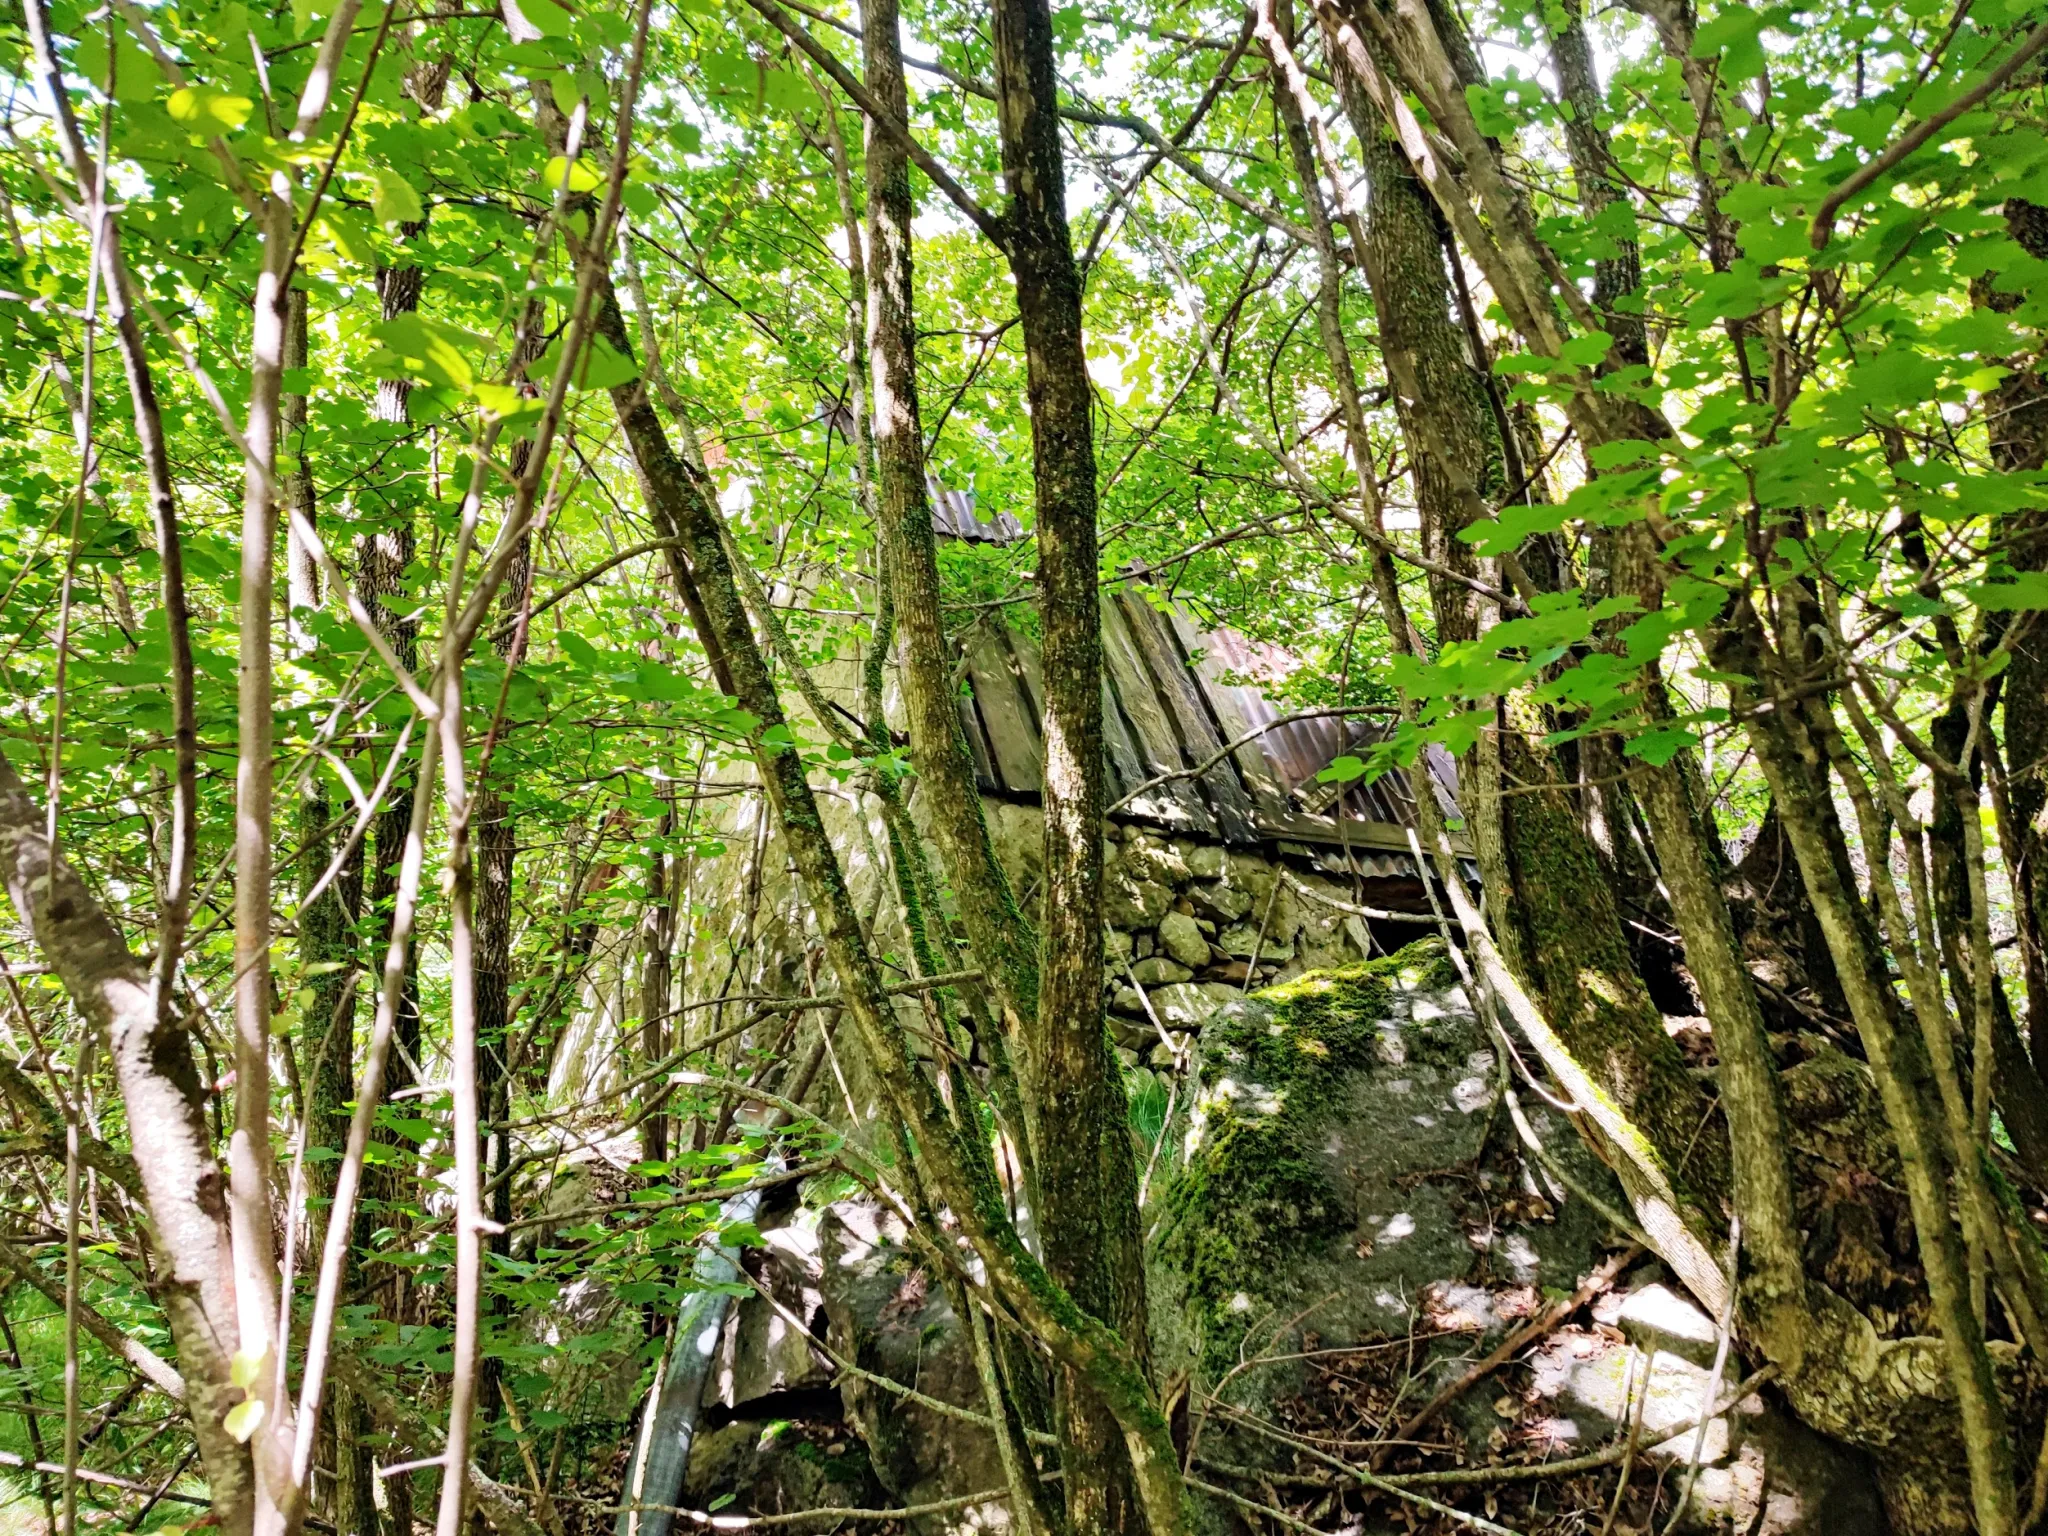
860,0,1042,1058
353,235,432,1536
986,0,1154,1525
588,270,1188,1536
285,287,376,1535
1322,5,1730,1222
1980,198,2048,1063
0,758,257,1532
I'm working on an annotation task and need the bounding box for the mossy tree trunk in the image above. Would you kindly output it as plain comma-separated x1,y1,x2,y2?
1321,1,1729,1227
586,259,1189,1535
986,0,1155,1525
859,0,1041,1054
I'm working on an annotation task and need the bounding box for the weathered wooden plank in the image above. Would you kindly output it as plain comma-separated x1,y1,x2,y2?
1256,806,1474,856
955,693,1000,793
1189,624,1330,795
1166,609,1292,819
963,621,1043,794
999,624,1170,815
1118,591,1262,844
1098,597,1215,834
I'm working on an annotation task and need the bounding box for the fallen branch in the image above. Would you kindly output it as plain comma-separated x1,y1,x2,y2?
1189,1469,1524,1536
0,1236,185,1399
581,1488,1010,1528
0,1448,206,1505
1373,1245,1641,1468
1278,866,1436,923
1107,706,1395,815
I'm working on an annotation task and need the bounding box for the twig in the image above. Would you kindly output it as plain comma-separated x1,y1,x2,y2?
1811,16,2048,247
1278,866,1436,924
0,1449,206,1506
1190,1468,1524,1536
1598,1346,1649,1536
586,1488,1011,1527
1373,1245,1641,1469
1106,706,1395,814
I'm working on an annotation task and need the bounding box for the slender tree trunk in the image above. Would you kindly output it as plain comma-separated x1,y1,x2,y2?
986,0,1154,1525
589,271,1188,1536
285,288,374,1534
860,0,1042,1054
354,240,429,1536
1715,600,2019,1535
634,800,675,1169
1547,2,1645,371
1979,198,2048,1061
0,758,256,1530
1320,5,1729,1222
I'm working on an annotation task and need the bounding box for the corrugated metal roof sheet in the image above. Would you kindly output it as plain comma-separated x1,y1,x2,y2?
927,479,1024,545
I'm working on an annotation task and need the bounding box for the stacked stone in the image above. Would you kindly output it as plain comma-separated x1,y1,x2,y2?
1099,827,1377,1068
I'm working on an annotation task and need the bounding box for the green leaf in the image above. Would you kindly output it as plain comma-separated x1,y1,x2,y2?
372,313,485,392
511,0,573,35
224,1397,266,1443
1692,8,1767,76
1315,755,1367,784
1973,572,2048,611
541,156,605,194
1623,725,1698,766
73,30,162,100
371,168,425,227
473,382,544,423
1559,330,1614,368
534,333,638,391
230,1348,268,1390
168,85,253,134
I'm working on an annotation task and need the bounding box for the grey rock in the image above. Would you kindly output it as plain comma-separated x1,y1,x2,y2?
816,1201,1008,1531
1216,920,1293,963
1131,956,1193,986
1147,981,1239,1028
1526,1310,1886,1533
1105,874,1174,929
684,1419,887,1524
1158,911,1212,969
715,1211,832,1408
1190,882,1253,922
1111,1016,1153,1052
1123,836,1192,887
1186,845,1227,880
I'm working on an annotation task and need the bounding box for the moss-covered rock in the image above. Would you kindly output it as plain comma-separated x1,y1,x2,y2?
1152,939,1495,1378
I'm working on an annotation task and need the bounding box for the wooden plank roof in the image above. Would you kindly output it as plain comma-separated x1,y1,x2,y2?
951,586,1464,863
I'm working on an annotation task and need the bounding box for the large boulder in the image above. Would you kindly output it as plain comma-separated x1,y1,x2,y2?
1147,941,1887,1533
814,1198,1012,1532
1151,941,1564,1383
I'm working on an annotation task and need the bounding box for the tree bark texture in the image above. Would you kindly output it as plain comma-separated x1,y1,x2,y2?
988,0,1154,1525
589,273,1188,1536
1324,6,1730,1225
861,0,1042,1051
0,757,256,1532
